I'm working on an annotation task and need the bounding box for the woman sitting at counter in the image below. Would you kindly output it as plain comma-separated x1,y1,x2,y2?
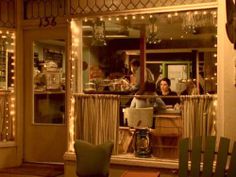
130,81,166,113
157,77,180,108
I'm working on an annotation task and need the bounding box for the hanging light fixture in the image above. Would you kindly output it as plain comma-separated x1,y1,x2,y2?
92,18,107,46
146,16,161,44
182,10,217,34
182,12,197,34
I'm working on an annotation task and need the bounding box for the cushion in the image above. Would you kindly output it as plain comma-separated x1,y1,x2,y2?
74,140,114,177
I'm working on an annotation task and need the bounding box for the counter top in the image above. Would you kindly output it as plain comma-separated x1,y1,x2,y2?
83,90,132,95
34,90,65,94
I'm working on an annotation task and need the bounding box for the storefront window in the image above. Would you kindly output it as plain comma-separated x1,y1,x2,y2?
0,29,16,141
69,9,218,158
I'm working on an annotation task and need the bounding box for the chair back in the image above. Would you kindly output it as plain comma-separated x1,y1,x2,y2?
178,136,236,177
124,107,153,128
74,140,114,177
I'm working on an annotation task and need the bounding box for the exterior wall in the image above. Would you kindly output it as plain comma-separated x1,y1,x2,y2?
15,0,24,168
23,0,67,20
71,0,216,15
0,0,15,28
0,145,18,168
64,154,178,177
0,0,20,169
217,1,236,141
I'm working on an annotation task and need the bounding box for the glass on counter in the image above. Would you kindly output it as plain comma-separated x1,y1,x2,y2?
84,82,96,92
84,78,131,93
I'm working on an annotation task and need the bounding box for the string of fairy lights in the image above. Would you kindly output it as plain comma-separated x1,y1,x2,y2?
82,9,217,43
69,20,80,151
0,30,16,142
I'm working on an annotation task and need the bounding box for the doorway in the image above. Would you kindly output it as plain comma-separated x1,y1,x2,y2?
23,28,67,163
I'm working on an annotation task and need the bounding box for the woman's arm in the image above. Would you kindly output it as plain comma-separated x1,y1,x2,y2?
155,97,166,110
130,97,136,108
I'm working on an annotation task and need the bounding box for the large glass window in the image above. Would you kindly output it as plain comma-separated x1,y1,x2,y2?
81,10,217,95
0,29,16,142
69,9,218,159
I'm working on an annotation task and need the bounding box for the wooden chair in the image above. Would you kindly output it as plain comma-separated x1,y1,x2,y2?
124,107,154,128
178,136,236,177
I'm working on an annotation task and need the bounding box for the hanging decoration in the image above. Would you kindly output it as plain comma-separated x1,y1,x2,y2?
92,18,107,46
182,12,197,34
146,16,161,44
182,10,217,34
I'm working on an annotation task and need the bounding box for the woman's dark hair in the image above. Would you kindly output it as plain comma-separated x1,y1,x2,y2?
136,81,156,95
160,77,171,86
144,81,156,92
130,59,140,67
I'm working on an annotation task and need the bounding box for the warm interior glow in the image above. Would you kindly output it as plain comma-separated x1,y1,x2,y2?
0,30,17,141
68,9,218,151
68,20,81,151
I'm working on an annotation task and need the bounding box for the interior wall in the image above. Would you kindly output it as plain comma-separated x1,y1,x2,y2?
34,42,66,71
218,1,236,141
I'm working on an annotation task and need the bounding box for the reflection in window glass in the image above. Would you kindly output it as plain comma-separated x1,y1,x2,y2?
33,40,65,124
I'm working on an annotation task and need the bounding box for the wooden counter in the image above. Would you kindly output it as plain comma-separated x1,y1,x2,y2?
118,112,182,159
83,90,131,95
152,113,182,159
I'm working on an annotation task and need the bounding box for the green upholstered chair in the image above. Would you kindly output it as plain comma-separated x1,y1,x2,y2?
74,140,114,177
178,136,236,177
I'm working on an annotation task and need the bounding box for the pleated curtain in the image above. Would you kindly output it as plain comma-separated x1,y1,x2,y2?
74,94,120,154
0,93,13,141
180,95,217,138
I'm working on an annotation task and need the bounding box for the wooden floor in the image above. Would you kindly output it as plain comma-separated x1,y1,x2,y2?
109,169,178,177
0,164,178,177
0,163,64,177
0,175,64,177
0,172,177,177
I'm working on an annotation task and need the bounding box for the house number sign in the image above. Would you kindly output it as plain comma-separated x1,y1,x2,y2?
39,17,57,27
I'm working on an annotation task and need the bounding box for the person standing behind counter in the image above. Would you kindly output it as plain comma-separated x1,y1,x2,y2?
157,77,180,107
130,59,154,90
181,80,198,95
130,82,166,113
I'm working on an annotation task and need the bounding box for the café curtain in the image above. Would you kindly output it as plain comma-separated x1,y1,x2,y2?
74,94,120,154
181,95,217,138
0,93,13,141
